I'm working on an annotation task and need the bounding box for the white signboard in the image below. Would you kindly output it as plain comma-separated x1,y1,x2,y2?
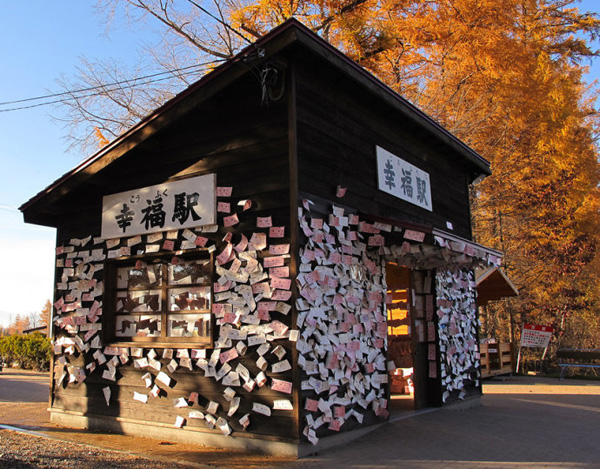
521,324,553,349
376,146,432,211
101,173,216,239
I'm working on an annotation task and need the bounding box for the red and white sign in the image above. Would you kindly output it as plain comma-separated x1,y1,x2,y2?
521,324,553,349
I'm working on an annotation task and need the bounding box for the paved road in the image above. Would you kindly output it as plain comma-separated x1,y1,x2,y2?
2,371,600,468
0,369,49,402
291,377,600,468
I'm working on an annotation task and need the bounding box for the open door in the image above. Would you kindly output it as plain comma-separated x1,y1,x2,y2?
386,264,434,410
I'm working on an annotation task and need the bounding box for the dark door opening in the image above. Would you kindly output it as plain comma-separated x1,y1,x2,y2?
386,263,431,411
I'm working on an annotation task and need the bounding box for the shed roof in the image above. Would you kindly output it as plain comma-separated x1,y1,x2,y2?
476,266,519,306
21,18,490,224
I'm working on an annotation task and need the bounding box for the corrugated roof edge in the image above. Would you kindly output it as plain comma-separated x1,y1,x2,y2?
20,18,490,214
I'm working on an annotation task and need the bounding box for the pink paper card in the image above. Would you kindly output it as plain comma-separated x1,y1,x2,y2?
404,229,426,242
226,257,240,273
245,257,259,272
428,343,436,360
427,321,436,341
263,256,285,268
223,214,239,227
305,398,318,412
216,244,233,265
234,234,248,253
428,361,437,378
368,235,385,246
358,221,380,234
222,232,233,243
217,186,233,197
222,312,237,324
258,301,277,312
162,240,175,251
269,266,289,278
329,252,342,264
220,348,239,364
270,320,289,335
328,420,342,432
257,310,271,321
271,277,291,290
257,216,272,228
269,226,285,238
214,281,231,293
272,290,292,301
252,282,271,295
310,218,323,229
301,223,313,238
336,186,347,197
249,232,267,251
217,202,231,213
269,244,290,255
195,236,209,247
271,378,292,394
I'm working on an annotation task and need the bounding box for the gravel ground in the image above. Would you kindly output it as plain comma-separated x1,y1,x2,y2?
0,430,198,469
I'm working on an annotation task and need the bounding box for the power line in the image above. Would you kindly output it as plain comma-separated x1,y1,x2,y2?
0,65,217,113
0,60,225,108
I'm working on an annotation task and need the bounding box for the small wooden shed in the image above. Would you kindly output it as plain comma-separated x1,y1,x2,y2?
21,19,502,457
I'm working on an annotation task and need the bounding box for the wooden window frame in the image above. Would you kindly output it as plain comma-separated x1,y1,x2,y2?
103,249,214,348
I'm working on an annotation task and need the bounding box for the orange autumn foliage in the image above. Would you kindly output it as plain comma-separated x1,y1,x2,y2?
228,0,600,344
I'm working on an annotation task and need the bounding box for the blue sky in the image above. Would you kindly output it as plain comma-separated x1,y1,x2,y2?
0,1,599,327
0,1,153,326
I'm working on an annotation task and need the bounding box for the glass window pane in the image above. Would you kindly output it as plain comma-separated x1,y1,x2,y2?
115,314,161,338
116,290,162,313
168,286,211,311
117,263,162,289
167,313,210,338
168,259,211,285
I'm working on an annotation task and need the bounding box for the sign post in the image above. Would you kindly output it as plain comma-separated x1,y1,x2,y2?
516,323,554,373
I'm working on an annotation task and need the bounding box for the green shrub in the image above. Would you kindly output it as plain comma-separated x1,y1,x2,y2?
0,333,51,371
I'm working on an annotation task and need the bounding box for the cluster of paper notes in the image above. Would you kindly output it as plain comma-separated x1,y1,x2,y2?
53,235,107,386
435,269,480,402
50,184,298,438
297,200,390,445
50,182,495,445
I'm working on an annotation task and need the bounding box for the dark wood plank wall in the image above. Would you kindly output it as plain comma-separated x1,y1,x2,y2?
51,71,298,440
294,53,475,240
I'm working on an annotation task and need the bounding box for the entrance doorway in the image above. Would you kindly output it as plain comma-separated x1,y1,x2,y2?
386,263,431,411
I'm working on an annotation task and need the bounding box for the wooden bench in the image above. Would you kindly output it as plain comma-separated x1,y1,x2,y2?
556,349,600,380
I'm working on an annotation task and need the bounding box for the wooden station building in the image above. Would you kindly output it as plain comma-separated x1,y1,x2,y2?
21,19,502,457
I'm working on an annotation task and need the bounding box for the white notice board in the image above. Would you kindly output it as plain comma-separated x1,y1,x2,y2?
101,173,216,239
376,146,432,211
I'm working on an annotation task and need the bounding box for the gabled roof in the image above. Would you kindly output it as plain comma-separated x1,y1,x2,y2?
476,266,519,306
21,18,490,224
